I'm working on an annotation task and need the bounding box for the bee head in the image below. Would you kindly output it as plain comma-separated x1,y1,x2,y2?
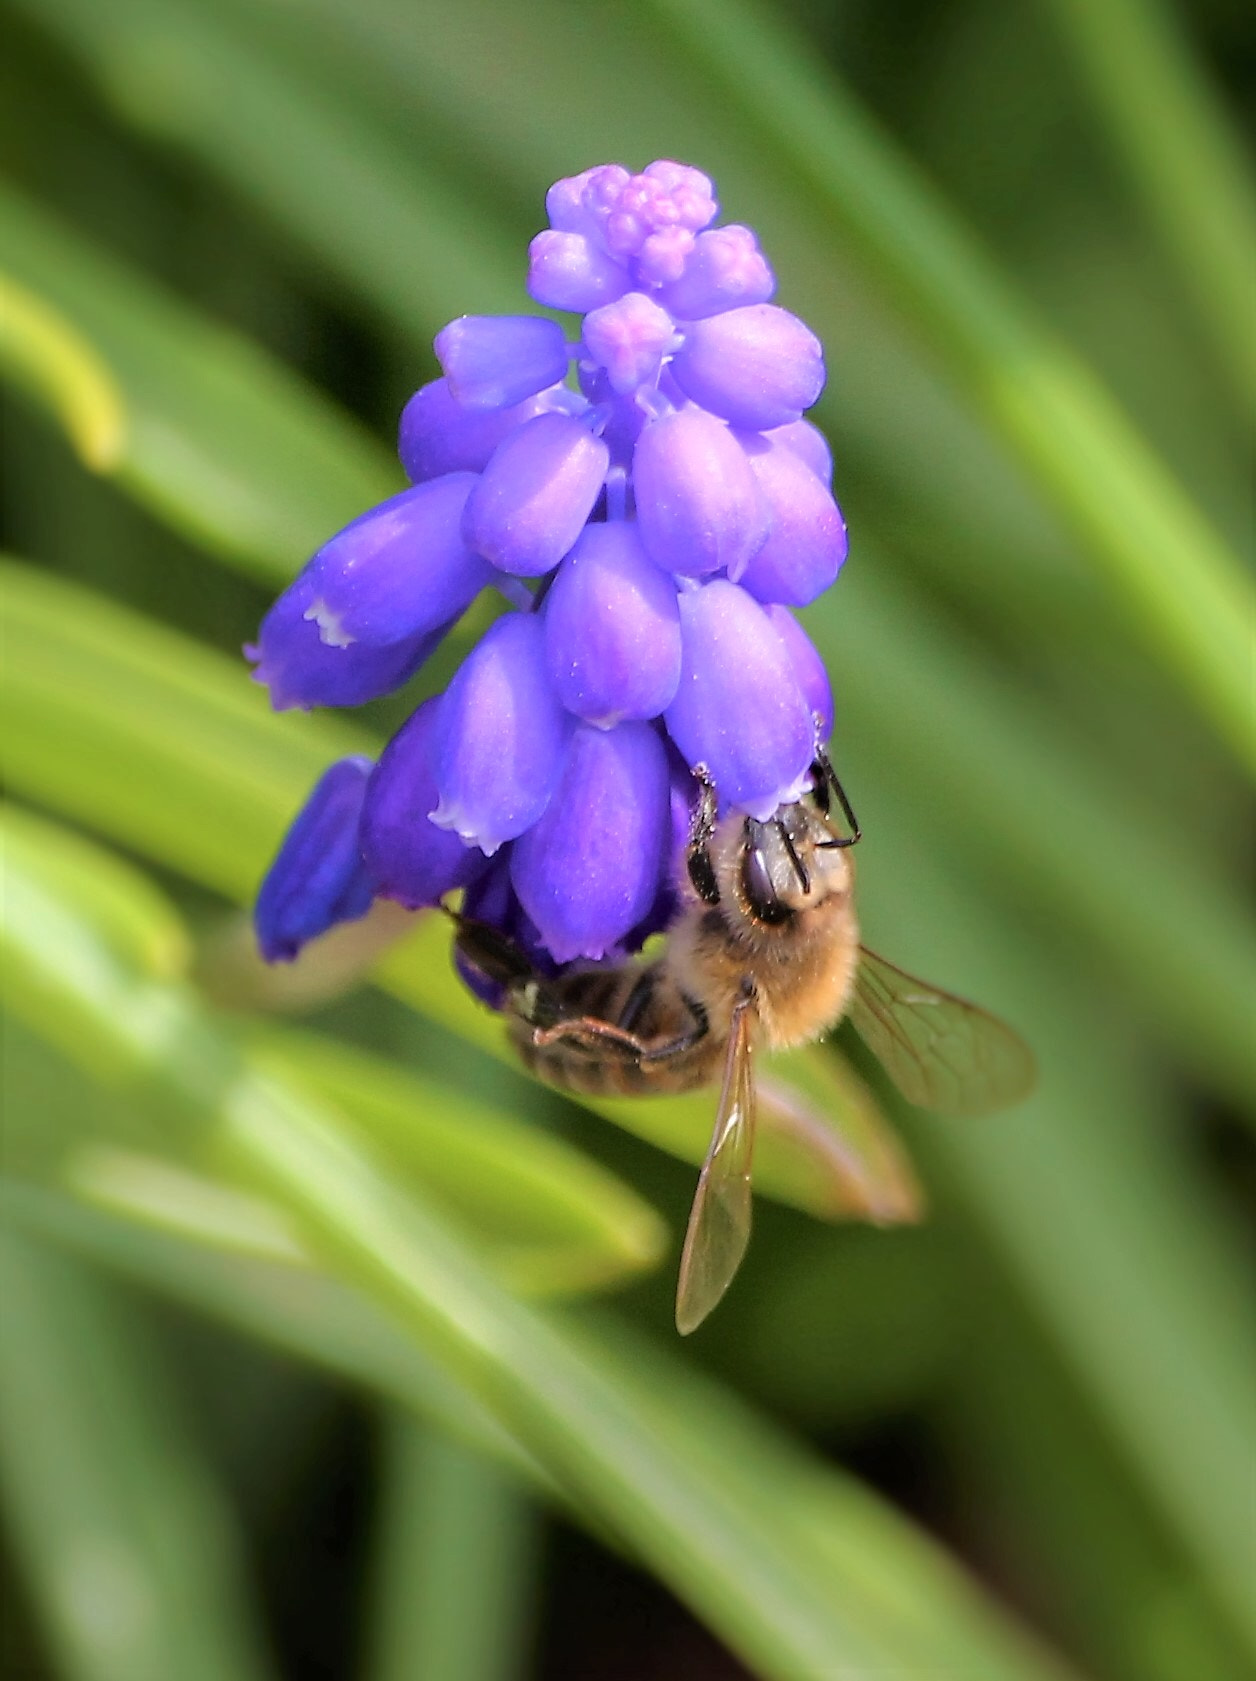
739,799,852,925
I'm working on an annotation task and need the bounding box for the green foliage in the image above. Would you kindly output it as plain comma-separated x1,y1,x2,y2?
1,1,1252,1676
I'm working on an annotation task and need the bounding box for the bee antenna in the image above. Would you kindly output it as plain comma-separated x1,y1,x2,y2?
811,744,862,846
776,820,811,893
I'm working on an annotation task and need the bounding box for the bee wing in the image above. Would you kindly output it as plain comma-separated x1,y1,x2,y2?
675,994,757,1335
849,947,1036,1118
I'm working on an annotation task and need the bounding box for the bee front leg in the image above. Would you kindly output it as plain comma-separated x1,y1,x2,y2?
686,764,722,906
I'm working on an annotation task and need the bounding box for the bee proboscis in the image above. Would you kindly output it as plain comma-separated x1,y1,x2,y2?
454,752,1035,1334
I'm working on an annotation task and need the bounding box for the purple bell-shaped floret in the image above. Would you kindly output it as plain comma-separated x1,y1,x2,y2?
361,697,494,908
735,435,847,606
543,522,682,728
429,612,572,855
581,292,676,396
254,757,376,961
298,475,495,646
511,720,672,962
763,604,834,737
632,409,770,579
665,580,816,819
528,230,631,313
398,378,583,483
670,304,824,430
434,315,569,410
247,571,448,711
463,413,610,577
766,418,833,487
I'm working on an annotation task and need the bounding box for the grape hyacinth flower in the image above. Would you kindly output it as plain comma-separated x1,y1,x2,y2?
251,160,848,979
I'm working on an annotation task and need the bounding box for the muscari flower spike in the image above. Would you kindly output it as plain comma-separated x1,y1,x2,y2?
251,159,848,976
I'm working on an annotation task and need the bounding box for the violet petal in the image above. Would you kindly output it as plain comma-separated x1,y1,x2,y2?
734,436,848,604
254,756,376,962
546,165,630,237
528,230,630,312
664,580,815,819
763,605,833,737
635,226,696,287
430,612,573,854
435,315,569,410
361,697,493,908
766,418,833,487
247,571,444,710
399,379,583,483
581,291,675,396
463,413,610,577
670,305,825,429
632,409,770,579
302,475,494,645
511,721,671,962
543,523,682,727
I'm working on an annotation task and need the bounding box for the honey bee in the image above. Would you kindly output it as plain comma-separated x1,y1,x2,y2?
454,750,1035,1334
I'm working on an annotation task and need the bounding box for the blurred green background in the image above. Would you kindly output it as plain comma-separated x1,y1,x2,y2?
1,1,1253,1677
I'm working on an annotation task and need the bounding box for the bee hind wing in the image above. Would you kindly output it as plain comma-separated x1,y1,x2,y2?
849,947,1036,1118
675,994,757,1335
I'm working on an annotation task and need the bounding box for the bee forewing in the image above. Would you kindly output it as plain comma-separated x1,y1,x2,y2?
849,947,1036,1117
675,999,757,1335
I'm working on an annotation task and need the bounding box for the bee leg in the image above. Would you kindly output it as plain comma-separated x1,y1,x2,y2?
446,911,537,989
532,993,709,1065
686,764,722,906
531,1017,654,1059
615,967,658,1035
638,996,710,1063
811,739,862,846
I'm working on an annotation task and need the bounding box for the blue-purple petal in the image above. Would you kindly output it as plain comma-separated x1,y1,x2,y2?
766,418,833,487
622,749,701,947
664,580,815,819
399,379,576,483
361,697,493,908
734,436,847,605
255,757,375,962
463,413,610,577
511,721,671,962
632,409,770,579
430,612,572,854
434,315,569,410
670,305,824,430
247,571,445,710
763,605,833,737
543,523,681,727
301,475,494,646
528,230,630,312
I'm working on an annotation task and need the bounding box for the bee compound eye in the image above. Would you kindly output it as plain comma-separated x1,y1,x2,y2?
742,840,791,924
